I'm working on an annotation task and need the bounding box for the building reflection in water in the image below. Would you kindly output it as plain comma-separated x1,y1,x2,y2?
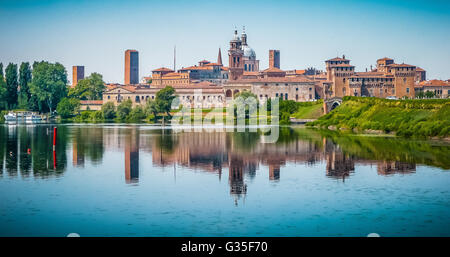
125,129,139,183
377,161,416,176
228,155,247,205
1,125,446,203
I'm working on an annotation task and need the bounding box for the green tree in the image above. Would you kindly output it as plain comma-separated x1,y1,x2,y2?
232,91,258,119
29,61,68,114
101,101,116,119
425,91,435,99
416,91,425,99
127,105,146,122
0,63,3,77
155,86,176,118
116,99,132,121
18,62,32,109
56,97,80,118
68,72,105,100
0,75,7,110
5,63,18,109
145,100,159,119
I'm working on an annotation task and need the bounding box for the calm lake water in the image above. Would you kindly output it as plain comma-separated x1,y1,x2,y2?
0,124,449,237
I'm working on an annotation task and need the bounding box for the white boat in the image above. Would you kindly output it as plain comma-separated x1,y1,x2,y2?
4,112,17,121
25,114,43,123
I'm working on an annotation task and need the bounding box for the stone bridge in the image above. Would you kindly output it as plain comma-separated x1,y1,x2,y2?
323,97,343,114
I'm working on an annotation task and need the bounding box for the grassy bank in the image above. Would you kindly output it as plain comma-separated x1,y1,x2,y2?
307,96,450,138
292,102,323,119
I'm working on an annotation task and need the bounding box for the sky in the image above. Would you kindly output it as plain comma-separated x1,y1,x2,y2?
0,0,449,84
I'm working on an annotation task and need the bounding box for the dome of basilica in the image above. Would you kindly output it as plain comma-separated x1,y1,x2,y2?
242,45,256,58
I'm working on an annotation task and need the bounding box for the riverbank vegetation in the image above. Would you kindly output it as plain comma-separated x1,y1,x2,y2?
0,61,67,114
308,96,450,138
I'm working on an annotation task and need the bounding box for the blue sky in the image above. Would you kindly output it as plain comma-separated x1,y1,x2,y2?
0,0,449,83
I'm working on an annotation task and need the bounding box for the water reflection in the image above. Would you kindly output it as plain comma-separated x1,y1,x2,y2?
0,125,449,200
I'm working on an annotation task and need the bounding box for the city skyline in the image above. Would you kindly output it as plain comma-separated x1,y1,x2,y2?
0,0,449,83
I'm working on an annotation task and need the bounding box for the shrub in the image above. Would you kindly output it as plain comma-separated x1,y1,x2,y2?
116,99,132,121
56,97,80,119
101,101,116,119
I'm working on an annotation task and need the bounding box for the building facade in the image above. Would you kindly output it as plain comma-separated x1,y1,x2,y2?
323,56,416,99
415,79,450,98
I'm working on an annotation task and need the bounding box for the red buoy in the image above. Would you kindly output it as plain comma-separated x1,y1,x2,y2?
53,127,57,151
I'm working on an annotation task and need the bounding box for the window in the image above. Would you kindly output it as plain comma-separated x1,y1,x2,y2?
108,96,110,99
406,88,410,93
276,93,279,97
309,88,312,91
296,95,298,100
285,94,288,100
296,88,298,91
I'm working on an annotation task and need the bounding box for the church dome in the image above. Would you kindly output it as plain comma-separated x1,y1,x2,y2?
242,45,256,58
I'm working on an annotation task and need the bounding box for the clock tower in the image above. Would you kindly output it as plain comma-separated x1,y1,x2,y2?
228,30,244,80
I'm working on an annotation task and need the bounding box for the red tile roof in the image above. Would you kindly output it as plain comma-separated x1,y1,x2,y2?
326,57,350,62
262,67,285,73
377,57,393,62
80,100,103,105
419,79,450,87
416,67,425,72
228,76,313,83
152,67,174,72
390,63,416,68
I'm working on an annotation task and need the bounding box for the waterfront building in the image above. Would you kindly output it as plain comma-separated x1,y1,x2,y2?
72,66,84,87
150,49,229,87
125,49,139,85
415,79,450,98
102,81,224,108
223,32,317,102
323,56,417,99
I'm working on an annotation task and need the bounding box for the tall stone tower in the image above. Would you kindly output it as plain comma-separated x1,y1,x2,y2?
269,50,280,69
228,30,244,80
72,66,84,87
125,49,139,85
325,55,355,97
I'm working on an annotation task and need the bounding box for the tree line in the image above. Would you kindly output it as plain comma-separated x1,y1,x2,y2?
0,61,106,116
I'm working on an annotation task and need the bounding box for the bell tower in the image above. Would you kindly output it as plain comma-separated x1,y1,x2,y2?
228,29,244,80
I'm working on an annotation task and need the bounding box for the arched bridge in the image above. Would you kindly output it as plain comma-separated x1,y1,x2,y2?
323,97,343,114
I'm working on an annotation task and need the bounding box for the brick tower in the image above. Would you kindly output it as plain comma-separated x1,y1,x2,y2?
228,30,244,80
72,66,84,87
269,50,280,69
125,49,139,85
